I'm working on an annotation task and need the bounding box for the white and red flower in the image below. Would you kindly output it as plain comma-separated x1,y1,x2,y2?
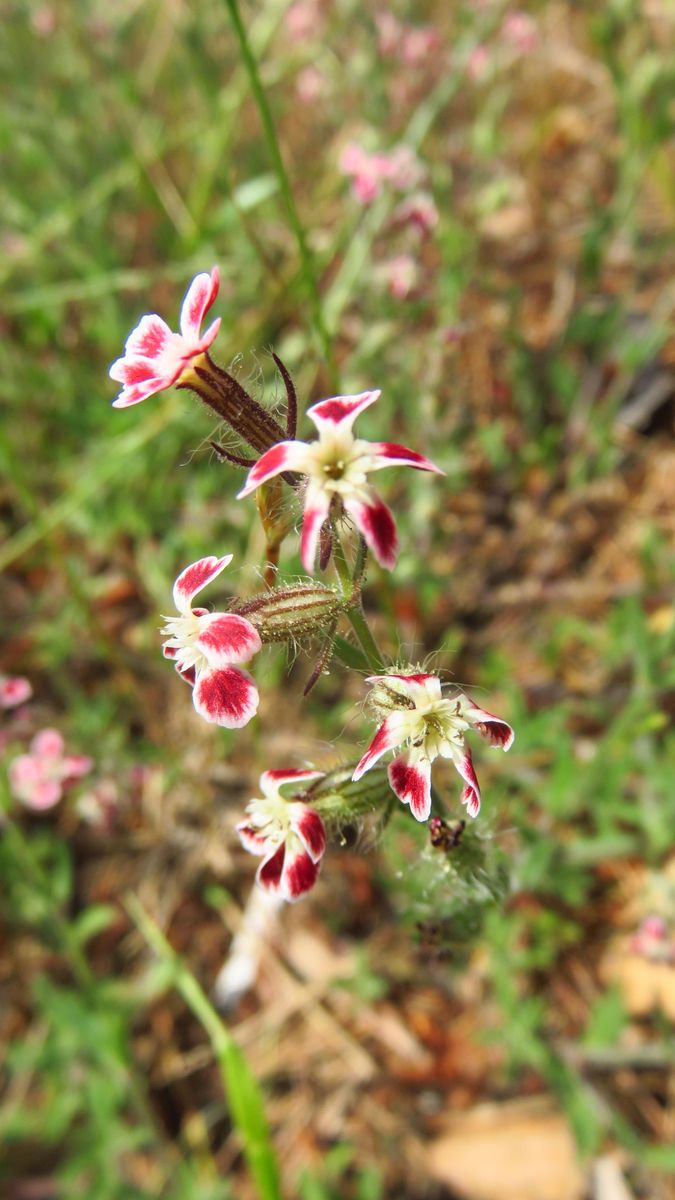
9,728,93,811
237,769,326,901
110,268,221,408
353,673,514,823
238,391,443,573
161,555,261,728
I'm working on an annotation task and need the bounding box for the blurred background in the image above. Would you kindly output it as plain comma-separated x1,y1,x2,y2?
1,1,674,1197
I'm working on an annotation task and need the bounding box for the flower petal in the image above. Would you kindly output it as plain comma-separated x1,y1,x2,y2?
162,644,195,686
192,666,259,728
237,441,311,499
289,804,326,862
22,779,63,811
344,493,398,568
257,844,286,893
279,844,321,900
455,751,481,818
352,712,411,780
122,314,173,361
196,613,261,668
300,487,332,573
366,672,441,707
111,379,167,408
62,755,94,779
388,755,432,822
236,821,271,857
172,555,233,612
0,676,32,708
461,697,515,750
307,390,380,435
31,729,65,759
197,316,221,353
179,268,220,340
260,768,324,797
367,442,444,474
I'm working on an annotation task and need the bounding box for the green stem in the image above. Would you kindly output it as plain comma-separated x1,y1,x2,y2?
223,0,338,390
126,895,281,1200
4,821,95,991
332,532,385,673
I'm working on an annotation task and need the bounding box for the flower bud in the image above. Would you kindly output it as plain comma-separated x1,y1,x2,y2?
231,583,352,644
302,764,394,831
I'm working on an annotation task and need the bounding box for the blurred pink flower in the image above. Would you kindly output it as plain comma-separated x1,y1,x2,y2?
501,12,538,53
0,675,32,709
339,142,423,206
76,779,119,829
384,255,419,300
394,192,439,236
375,14,439,65
401,27,440,66
631,915,674,963
375,13,403,56
296,65,326,102
9,729,93,811
284,0,322,43
466,45,491,82
109,268,221,408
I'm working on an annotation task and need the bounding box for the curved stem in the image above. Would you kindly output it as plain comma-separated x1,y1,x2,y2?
223,0,338,390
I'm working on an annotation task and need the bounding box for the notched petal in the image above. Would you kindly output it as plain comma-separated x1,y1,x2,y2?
192,666,259,728
388,755,432,822
179,267,220,340
289,805,326,862
280,846,321,900
172,554,233,612
455,751,481,818
345,494,398,569
307,390,380,434
196,613,261,667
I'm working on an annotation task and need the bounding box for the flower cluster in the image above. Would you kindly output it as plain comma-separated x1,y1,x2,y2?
9,729,92,811
339,142,423,205
110,268,515,905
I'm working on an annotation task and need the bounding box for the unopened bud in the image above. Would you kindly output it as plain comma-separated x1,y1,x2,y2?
304,764,393,829
368,671,420,715
231,583,353,643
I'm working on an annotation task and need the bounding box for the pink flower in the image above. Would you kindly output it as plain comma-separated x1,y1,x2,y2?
383,255,419,300
394,192,439,236
466,45,491,82
339,142,422,205
401,27,440,66
238,391,443,573
161,555,261,728
0,675,32,709
353,674,514,823
296,65,326,102
501,13,538,53
376,13,403,56
237,769,326,901
109,268,221,408
9,729,93,811
284,0,322,43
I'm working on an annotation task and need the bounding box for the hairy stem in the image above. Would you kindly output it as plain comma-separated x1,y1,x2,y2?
332,531,385,672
